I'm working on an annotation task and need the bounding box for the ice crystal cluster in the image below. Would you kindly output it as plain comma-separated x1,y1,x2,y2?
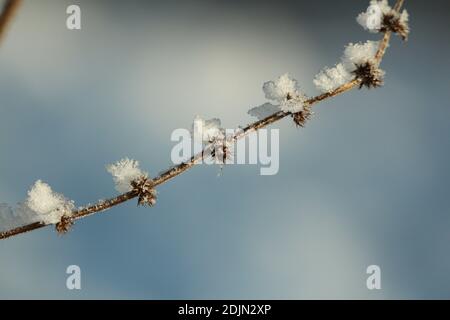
190,116,234,164
314,41,381,93
107,158,156,206
191,115,224,143
357,0,409,39
26,180,74,224
106,158,147,193
263,73,306,113
342,41,379,69
0,180,74,232
313,63,352,94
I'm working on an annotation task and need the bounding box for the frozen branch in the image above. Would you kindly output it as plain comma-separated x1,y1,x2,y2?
0,0,408,240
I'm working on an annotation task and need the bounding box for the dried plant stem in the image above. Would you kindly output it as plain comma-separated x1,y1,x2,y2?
0,0,21,44
394,0,405,11
0,221,43,239
374,0,405,63
374,31,391,63
0,0,405,240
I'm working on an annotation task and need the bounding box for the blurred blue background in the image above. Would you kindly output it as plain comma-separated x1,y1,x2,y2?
1,0,450,299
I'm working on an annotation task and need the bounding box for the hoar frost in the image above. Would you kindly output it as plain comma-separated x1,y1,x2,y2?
342,41,379,70
26,180,74,224
263,73,306,113
357,0,409,40
1,181,75,231
314,41,380,93
191,115,224,143
313,63,352,93
107,158,147,193
314,0,411,93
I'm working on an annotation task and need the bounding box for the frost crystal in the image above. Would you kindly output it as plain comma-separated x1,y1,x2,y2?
191,116,224,143
376,0,393,14
107,158,147,193
26,180,74,225
314,41,380,93
400,10,409,27
313,63,352,93
357,0,385,32
1,181,75,231
263,73,306,113
263,73,298,102
357,0,410,40
342,41,379,71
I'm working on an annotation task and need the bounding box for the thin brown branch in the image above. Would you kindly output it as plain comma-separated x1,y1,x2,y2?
0,0,21,45
0,0,407,240
374,31,392,63
394,0,405,11
0,221,44,239
375,0,405,63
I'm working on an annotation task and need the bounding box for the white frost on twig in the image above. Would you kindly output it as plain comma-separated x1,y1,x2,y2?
357,0,409,39
263,73,306,113
0,180,74,231
26,180,75,224
342,41,380,70
357,0,385,32
314,41,380,93
313,63,352,93
107,158,147,193
191,116,224,143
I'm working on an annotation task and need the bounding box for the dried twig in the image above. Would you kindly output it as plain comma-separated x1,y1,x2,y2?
0,0,407,240
0,0,21,45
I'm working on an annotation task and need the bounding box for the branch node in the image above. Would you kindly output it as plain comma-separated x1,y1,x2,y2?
353,61,385,89
210,138,233,164
131,176,157,207
55,215,75,235
380,12,410,41
292,104,313,127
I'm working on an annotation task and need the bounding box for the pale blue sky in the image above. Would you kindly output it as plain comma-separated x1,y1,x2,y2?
1,0,450,299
